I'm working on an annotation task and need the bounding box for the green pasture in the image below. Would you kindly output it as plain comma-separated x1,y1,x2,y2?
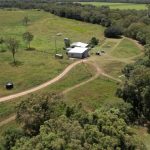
0,63,95,121
64,76,121,110
0,9,148,148
80,2,146,10
110,38,142,58
0,9,104,97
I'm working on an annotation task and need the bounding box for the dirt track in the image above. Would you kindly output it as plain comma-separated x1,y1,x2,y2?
0,60,87,103
0,60,122,127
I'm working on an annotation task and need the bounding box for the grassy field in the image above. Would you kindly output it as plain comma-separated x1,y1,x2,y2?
110,38,142,58
64,76,121,110
80,2,146,10
0,9,105,97
0,63,95,121
0,8,149,149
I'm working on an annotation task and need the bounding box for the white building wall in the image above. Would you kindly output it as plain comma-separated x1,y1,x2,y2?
68,52,83,58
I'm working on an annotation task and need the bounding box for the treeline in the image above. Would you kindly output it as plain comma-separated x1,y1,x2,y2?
1,94,146,149
1,0,149,4
0,1,150,43
117,44,150,123
77,0,150,3
45,3,150,45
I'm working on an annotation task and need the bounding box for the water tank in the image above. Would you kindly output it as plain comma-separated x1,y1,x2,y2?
6,82,14,90
64,38,70,48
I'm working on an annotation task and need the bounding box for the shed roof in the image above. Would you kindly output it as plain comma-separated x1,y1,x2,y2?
71,42,88,48
68,47,88,54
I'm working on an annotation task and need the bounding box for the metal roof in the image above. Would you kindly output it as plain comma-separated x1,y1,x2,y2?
71,42,88,48
68,47,88,54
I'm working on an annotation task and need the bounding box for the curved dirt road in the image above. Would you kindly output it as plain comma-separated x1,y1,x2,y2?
0,61,121,127
0,60,99,127
62,62,100,94
0,60,87,103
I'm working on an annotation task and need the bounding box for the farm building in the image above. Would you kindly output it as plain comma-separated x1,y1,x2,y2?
68,47,89,59
71,42,89,48
67,42,89,59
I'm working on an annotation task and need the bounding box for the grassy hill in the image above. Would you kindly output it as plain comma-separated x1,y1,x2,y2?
0,8,149,149
0,9,104,97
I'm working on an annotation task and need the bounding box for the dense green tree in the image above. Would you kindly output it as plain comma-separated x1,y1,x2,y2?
0,37,4,44
122,64,134,78
2,128,24,150
22,16,30,26
12,107,146,150
22,32,34,49
125,23,145,39
117,61,150,122
89,37,99,47
104,26,122,38
145,44,150,59
146,4,150,17
16,94,66,136
6,38,19,64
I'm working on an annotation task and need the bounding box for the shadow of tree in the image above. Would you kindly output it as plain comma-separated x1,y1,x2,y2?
9,61,24,67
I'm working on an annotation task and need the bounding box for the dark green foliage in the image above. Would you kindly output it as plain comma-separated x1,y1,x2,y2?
22,16,30,26
117,46,150,122
2,128,24,150
22,32,33,49
104,26,122,38
12,105,146,150
89,37,99,47
0,37,4,44
0,0,150,46
3,94,143,149
145,44,150,59
122,64,134,78
5,38,19,64
16,93,66,136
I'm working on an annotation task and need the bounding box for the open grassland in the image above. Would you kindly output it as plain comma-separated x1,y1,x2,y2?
0,35,143,120
90,37,143,78
0,9,104,97
64,76,121,110
109,38,142,58
0,63,95,121
80,2,146,10
0,9,149,149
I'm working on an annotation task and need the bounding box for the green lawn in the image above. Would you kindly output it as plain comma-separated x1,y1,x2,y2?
80,2,146,10
0,9,105,97
110,38,142,58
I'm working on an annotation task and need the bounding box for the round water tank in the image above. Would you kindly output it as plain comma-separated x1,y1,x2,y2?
6,82,14,90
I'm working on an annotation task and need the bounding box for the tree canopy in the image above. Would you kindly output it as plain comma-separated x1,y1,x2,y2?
1,94,146,150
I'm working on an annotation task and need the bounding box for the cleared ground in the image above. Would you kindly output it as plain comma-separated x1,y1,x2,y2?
0,9,104,97
80,2,146,10
110,38,142,58
0,63,95,121
64,76,121,110
0,9,149,149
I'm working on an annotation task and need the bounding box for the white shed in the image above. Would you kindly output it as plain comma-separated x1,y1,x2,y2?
68,47,89,59
71,42,89,48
